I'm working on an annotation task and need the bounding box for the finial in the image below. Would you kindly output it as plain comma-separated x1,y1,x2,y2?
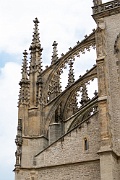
29,17,43,51
93,0,102,6
33,17,39,24
80,84,90,106
94,90,98,96
67,60,75,87
29,18,43,74
51,41,58,64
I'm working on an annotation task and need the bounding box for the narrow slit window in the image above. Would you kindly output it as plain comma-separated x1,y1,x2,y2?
84,138,89,150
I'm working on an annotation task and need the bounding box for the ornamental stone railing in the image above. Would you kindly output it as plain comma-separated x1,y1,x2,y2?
92,0,120,15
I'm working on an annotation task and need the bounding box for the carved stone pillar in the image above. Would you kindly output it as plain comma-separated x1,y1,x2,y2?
96,19,111,147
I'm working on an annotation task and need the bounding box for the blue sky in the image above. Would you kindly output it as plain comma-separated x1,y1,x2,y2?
0,52,22,67
0,0,108,180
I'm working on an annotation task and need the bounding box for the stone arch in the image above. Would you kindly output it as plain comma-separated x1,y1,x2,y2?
67,97,98,132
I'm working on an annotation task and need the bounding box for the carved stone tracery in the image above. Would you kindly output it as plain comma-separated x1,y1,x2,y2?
41,31,96,105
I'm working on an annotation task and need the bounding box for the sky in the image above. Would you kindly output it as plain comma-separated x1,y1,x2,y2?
0,0,108,180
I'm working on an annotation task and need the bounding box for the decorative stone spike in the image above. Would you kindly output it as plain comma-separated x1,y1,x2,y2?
80,84,90,106
94,90,98,96
84,35,88,38
93,0,102,6
21,50,28,81
18,50,30,106
29,18,43,51
51,41,58,64
28,18,44,106
67,60,75,87
29,17,43,74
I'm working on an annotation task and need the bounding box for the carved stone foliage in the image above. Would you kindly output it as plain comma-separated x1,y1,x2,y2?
15,119,22,167
47,71,61,103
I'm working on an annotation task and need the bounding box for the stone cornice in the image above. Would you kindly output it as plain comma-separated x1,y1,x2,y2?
92,0,120,21
98,146,120,158
14,159,100,170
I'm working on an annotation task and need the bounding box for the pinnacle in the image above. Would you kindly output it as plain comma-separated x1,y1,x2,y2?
21,50,28,81
18,50,29,106
29,18,43,74
52,41,58,47
67,60,75,87
51,41,58,64
29,17,42,51
23,49,28,56
33,17,39,24
80,84,90,106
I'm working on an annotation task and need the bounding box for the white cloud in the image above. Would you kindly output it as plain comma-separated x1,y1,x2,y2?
0,62,21,180
0,0,96,55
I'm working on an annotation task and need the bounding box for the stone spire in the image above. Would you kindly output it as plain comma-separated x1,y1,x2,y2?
21,50,28,80
29,17,43,74
67,60,75,87
18,50,29,106
51,41,58,65
80,84,90,106
29,18,43,107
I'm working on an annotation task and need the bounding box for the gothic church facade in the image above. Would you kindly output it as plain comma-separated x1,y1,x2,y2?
14,1,120,179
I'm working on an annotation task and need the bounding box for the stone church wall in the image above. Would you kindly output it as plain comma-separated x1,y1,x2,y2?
15,114,100,180
29,113,101,180
104,13,120,155
36,114,100,167
37,161,100,180
21,137,48,167
15,160,100,180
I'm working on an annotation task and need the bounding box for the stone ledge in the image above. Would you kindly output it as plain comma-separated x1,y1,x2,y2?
97,146,119,158
98,96,107,101
17,159,100,170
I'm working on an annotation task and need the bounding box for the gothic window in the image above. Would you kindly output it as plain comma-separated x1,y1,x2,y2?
84,138,89,151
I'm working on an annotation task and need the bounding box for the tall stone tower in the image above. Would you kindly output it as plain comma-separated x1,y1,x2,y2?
14,1,120,180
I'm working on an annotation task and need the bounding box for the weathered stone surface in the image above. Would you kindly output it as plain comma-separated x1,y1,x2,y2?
15,1,120,180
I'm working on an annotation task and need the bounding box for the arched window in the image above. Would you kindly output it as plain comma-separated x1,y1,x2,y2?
84,138,89,150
